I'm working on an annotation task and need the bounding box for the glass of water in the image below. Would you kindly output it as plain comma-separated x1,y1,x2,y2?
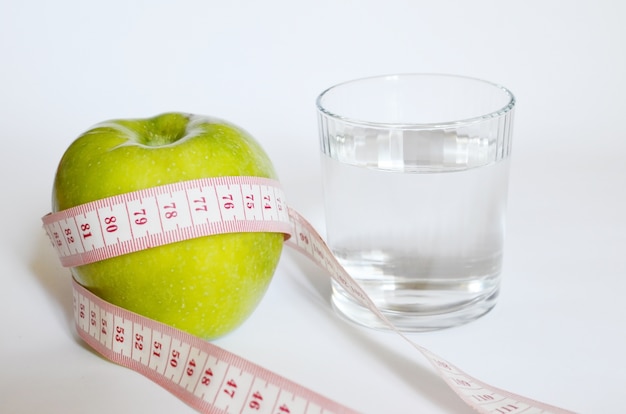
316,73,516,331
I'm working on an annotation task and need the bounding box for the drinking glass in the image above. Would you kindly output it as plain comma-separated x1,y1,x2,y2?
316,73,515,331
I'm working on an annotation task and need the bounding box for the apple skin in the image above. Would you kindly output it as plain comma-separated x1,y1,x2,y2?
52,113,284,339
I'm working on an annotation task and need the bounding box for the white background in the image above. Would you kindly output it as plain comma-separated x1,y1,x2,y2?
1,1,625,413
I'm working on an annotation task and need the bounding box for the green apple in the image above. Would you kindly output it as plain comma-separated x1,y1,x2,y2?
52,112,284,339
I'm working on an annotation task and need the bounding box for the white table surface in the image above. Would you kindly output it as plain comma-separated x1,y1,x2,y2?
2,1,624,413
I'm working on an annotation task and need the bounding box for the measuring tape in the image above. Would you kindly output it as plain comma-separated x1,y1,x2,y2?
42,175,575,414
42,176,292,267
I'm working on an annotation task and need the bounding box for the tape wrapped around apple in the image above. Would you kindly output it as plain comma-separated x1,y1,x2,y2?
52,112,284,339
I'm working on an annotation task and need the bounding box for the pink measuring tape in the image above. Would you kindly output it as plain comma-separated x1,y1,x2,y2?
42,175,574,414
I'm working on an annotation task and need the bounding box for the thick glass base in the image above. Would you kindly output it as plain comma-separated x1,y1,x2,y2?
330,279,499,332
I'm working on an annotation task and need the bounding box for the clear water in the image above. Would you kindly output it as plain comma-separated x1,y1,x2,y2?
322,154,510,331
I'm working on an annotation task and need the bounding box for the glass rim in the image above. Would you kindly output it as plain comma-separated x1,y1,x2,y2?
315,73,516,128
